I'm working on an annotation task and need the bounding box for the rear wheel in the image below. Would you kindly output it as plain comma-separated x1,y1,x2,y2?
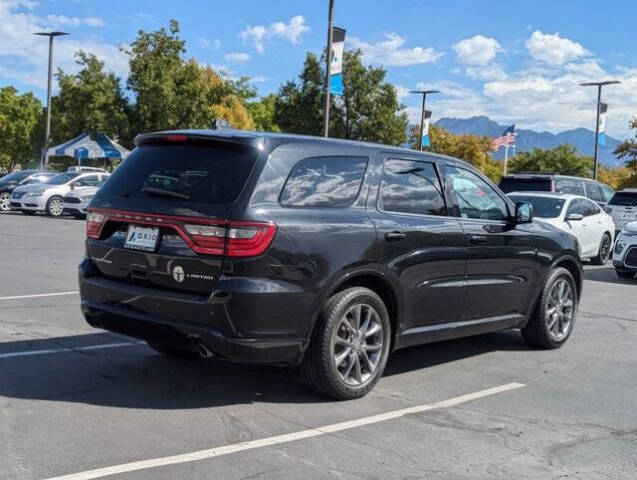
147,341,201,359
46,196,64,217
591,233,612,265
0,192,10,212
522,267,577,349
300,287,391,400
616,270,635,279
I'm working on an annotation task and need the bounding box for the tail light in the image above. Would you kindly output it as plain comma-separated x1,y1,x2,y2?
86,212,105,238
226,222,277,257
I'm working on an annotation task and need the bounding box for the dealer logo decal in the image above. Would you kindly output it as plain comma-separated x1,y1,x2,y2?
172,265,185,283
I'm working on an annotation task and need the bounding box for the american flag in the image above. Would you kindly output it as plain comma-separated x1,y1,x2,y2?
491,125,516,151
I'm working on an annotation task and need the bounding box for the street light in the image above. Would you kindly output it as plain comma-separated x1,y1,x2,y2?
34,31,69,169
410,90,440,151
322,0,335,137
580,80,620,180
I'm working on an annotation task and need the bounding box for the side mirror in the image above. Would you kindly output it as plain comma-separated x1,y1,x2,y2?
515,202,534,224
566,213,584,221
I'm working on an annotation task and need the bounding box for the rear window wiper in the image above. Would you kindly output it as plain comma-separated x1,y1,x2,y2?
141,186,190,200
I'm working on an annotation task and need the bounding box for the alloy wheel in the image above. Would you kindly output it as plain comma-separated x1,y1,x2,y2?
49,198,63,216
545,278,574,341
332,303,384,386
0,192,9,212
599,235,611,262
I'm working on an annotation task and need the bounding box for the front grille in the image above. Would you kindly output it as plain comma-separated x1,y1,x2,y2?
12,191,26,199
625,248,637,268
63,196,82,204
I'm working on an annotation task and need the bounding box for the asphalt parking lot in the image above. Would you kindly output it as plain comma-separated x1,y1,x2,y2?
1,212,636,480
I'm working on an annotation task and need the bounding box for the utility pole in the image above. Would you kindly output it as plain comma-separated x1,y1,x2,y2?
580,80,620,180
34,31,68,169
410,90,440,151
322,0,335,137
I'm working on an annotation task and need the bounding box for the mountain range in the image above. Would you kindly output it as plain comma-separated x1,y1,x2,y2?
434,116,624,167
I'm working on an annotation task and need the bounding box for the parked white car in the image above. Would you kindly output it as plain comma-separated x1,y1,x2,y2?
606,188,637,237
11,171,109,216
62,179,107,218
508,192,615,264
612,221,637,279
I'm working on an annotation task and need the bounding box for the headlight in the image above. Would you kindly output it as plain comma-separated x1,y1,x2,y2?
26,189,46,197
81,194,94,201
615,240,626,255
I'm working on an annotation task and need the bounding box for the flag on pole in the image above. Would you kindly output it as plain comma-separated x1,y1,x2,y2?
491,124,516,151
421,110,432,147
598,103,608,146
330,27,346,96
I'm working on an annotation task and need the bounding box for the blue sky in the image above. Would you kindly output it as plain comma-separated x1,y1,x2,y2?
1,0,636,138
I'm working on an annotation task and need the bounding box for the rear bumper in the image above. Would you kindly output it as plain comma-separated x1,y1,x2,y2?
79,259,309,365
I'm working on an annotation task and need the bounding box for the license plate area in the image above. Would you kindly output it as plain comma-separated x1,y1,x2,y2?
124,224,160,252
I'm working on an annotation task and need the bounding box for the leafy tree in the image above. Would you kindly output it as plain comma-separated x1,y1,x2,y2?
508,144,593,177
247,94,280,132
0,86,43,171
52,51,130,145
598,165,637,190
614,117,637,173
274,50,407,145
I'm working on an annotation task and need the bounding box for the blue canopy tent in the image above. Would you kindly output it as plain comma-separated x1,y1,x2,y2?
48,132,130,166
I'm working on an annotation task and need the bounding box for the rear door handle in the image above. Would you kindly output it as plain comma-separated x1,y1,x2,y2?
469,235,487,244
384,231,407,242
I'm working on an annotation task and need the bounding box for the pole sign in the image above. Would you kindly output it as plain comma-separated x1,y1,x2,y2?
598,102,608,146
421,110,432,147
330,27,346,96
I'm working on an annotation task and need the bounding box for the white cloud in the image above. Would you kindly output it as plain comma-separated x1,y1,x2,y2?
225,52,251,64
454,35,501,65
200,38,221,50
465,64,508,81
393,84,410,102
526,31,590,65
240,15,309,54
350,33,442,67
45,15,104,27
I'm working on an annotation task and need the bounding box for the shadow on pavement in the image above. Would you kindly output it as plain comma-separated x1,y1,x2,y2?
583,265,636,285
0,329,529,409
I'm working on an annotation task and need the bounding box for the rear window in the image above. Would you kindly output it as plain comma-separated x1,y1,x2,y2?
609,192,637,207
555,179,585,195
280,156,368,207
98,142,259,205
498,177,551,193
509,195,565,218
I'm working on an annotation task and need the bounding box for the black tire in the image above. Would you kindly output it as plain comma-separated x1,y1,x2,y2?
522,267,577,349
300,287,391,400
616,270,635,279
590,233,612,265
46,196,64,217
147,341,201,359
20,209,36,215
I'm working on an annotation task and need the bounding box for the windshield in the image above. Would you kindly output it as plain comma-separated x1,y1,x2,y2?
498,177,552,193
46,172,80,186
509,195,566,218
609,192,637,207
0,171,32,184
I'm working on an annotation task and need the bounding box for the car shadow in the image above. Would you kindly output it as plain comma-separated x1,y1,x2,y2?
0,330,529,408
583,265,636,285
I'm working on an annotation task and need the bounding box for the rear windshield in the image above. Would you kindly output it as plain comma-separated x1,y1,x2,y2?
498,177,551,193
509,195,565,218
98,142,258,206
609,192,637,207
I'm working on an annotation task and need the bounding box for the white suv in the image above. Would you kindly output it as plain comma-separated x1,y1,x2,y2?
613,221,637,279
607,189,637,237
11,171,109,216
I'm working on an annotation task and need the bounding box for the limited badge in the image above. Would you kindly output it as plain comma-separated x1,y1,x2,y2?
172,265,185,283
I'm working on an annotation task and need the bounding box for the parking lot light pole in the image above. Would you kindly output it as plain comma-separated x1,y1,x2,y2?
580,80,620,180
322,0,335,137
34,31,68,170
410,90,440,151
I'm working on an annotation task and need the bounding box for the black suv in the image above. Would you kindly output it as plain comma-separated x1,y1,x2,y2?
80,130,582,399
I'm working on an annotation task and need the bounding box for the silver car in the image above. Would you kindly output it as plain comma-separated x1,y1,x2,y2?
11,171,109,216
62,179,107,218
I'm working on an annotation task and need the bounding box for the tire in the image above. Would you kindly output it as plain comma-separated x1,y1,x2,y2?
20,209,36,215
147,341,201,359
522,267,577,349
0,192,10,212
300,287,391,400
616,270,635,279
590,233,612,265
46,196,64,217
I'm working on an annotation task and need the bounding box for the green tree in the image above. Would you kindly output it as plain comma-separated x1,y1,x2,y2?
247,94,280,132
614,117,637,173
52,51,130,145
0,86,43,171
508,144,593,177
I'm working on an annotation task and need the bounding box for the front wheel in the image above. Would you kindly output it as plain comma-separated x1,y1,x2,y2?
0,192,10,212
46,196,64,217
522,267,577,349
616,270,635,279
590,233,612,265
300,287,391,400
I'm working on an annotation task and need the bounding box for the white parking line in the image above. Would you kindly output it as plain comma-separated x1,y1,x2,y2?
44,382,525,480
0,341,145,359
0,291,78,301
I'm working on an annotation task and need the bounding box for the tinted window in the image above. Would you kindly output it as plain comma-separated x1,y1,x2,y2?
0,171,33,184
99,142,259,205
280,156,367,207
567,198,598,217
585,182,603,202
555,179,585,195
600,185,615,202
508,195,565,219
76,175,100,186
47,172,80,185
498,177,552,193
448,166,508,220
378,159,446,216
609,192,637,207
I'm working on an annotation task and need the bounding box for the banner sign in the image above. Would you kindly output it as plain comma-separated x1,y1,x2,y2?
598,103,608,146
330,27,346,96
422,110,432,147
